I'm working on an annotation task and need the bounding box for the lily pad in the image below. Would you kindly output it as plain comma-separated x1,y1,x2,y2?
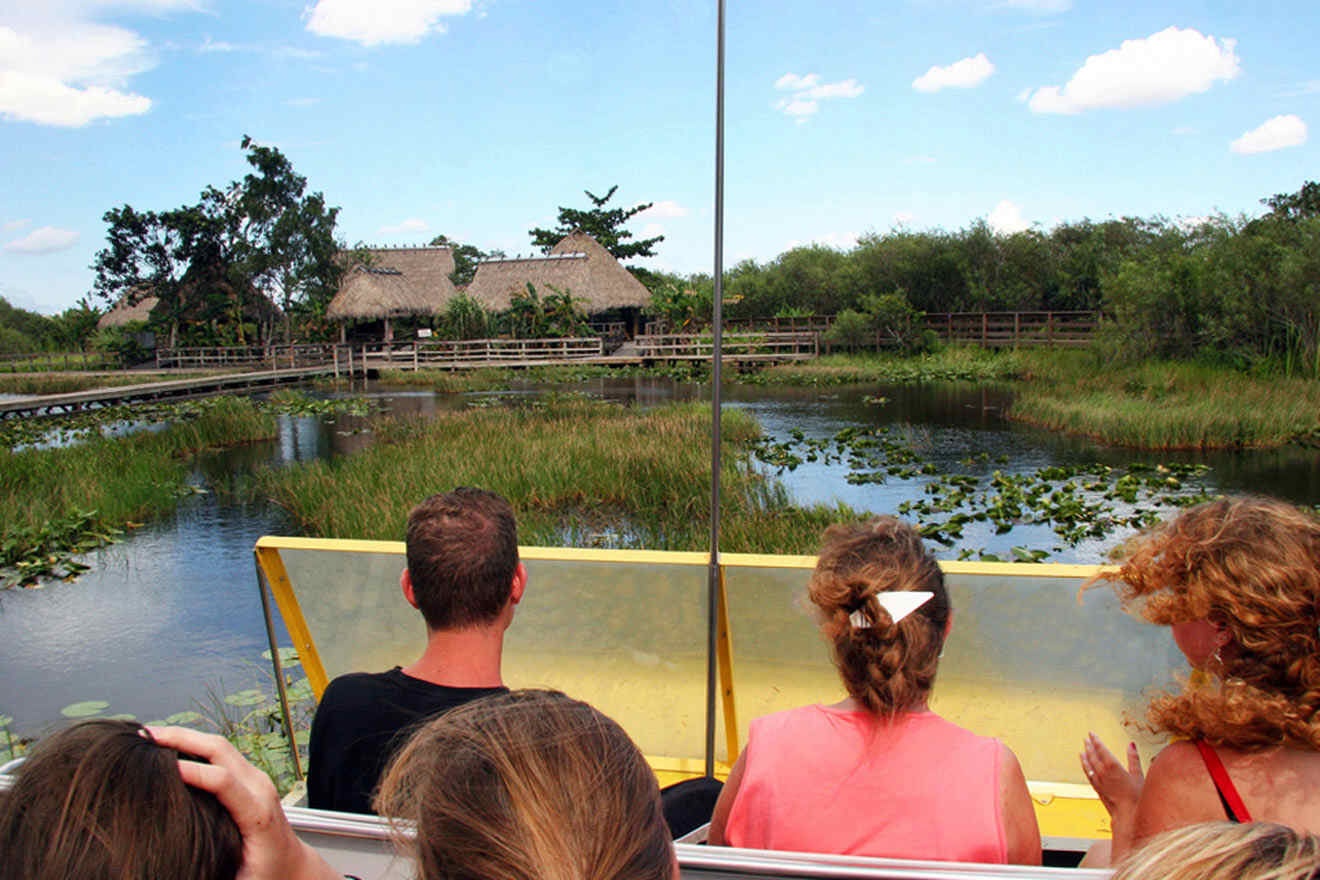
165,711,204,725
224,689,267,707
60,700,110,718
0,715,12,728
260,647,301,666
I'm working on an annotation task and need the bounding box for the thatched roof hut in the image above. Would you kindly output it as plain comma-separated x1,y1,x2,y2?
326,246,458,340
466,232,650,316
97,290,158,329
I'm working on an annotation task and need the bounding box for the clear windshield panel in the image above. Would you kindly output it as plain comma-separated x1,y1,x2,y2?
505,557,709,764
276,547,711,764
278,548,424,680
721,563,1183,784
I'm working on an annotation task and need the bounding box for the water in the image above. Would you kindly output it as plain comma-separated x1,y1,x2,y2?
2,378,1317,738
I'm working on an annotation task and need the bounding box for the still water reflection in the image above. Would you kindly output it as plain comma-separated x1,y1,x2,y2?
2,378,1317,739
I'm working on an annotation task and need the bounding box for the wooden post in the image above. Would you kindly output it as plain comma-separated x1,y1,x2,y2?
1048,313,1055,346
1013,312,1020,347
333,346,339,380
981,313,988,347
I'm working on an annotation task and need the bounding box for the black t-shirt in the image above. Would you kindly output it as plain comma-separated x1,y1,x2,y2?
307,667,507,814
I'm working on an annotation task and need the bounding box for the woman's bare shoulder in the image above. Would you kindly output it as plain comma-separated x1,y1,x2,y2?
1132,741,1223,844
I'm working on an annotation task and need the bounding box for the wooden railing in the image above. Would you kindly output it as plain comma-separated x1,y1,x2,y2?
721,311,1100,348
633,332,818,361
0,351,118,372
155,344,344,370
363,337,604,367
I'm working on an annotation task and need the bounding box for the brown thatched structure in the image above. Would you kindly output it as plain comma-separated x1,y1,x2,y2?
327,246,457,341
466,233,650,321
97,289,158,329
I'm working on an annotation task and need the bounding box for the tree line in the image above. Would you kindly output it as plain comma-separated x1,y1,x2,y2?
643,180,1320,376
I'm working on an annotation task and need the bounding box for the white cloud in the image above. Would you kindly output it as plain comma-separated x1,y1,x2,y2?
304,0,474,46
773,72,863,123
912,53,995,93
1027,27,1240,115
636,200,687,220
199,36,238,52
1230,115,1307,155
0,1,205,128
377,218,430,236
3,226,79,254
988,201,1030,235
775,72,819,91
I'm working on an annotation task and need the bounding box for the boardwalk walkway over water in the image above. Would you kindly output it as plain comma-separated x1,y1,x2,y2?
0,332,818,418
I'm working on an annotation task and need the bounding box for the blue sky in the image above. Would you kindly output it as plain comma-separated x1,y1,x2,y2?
1,0,1317,314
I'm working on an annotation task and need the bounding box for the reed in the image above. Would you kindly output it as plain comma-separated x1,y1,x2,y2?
1007,356,1320,449
254,399,850,554
0,397,276,586
0,373,211,395
758,348,1033,385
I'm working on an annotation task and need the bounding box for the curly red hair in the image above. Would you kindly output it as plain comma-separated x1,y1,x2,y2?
1094,496,1320,748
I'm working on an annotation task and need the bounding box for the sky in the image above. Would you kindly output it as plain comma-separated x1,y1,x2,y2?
1,0,1317,315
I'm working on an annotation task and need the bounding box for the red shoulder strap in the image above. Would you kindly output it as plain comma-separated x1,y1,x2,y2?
1194,739,1253,823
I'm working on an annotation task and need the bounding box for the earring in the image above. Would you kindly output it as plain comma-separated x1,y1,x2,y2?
1212,647,1224,668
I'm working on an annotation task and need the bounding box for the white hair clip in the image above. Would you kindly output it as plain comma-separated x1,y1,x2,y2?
849,592,934,629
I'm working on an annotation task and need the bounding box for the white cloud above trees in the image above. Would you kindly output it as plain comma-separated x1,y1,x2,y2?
304,0,474,46
912,54,995,93
773,72,864,123
988,201,1030,235
377,218,430,236
3,226,80,254
1026,26,1240,114
1230,115,1307,154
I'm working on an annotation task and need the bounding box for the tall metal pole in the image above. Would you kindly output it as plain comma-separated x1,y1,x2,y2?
705,0,726,781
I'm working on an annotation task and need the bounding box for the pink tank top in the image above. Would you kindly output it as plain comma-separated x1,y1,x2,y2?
724,705,1007,863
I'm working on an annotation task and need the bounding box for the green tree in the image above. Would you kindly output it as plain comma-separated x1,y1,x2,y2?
437,293,493,339
1262,181,1320,222
91,137,341,346
823,309,871,352
428,235,505,287
528,186,663,261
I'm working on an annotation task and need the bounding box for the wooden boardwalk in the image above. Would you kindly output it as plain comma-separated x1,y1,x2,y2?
0,333,818,418
0,367,329,419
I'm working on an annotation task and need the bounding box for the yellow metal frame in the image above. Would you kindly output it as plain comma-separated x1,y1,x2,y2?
254,536,1116,842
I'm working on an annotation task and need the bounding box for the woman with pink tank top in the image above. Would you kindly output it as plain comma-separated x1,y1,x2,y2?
708,517,1041,864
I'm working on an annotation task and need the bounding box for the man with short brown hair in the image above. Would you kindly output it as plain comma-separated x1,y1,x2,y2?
307,487,526,814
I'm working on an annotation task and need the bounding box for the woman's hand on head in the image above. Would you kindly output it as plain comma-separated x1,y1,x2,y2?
146,726,340,880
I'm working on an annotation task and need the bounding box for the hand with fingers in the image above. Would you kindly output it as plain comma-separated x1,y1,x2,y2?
146,726,342,880
1080,732,1144,819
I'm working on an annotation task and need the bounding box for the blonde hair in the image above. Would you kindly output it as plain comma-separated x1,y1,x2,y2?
808,517,950,717
1094,496,1320,748
1113,822,1320,880
374,689,673,880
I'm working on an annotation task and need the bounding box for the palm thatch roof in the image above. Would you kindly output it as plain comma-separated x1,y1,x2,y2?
326,246,457,321
97,288,158,328
466,233,650,314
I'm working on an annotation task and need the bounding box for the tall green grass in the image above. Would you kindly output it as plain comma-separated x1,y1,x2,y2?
759,348,1035,385
254,399,848,554
0,372,214,395
0,397,276,586
1006,355,1320,449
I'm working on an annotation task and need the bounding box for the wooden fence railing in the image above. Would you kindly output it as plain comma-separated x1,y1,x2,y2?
0,351,119,372
719,311,1100,348
633,332,818,361
363,337,604,367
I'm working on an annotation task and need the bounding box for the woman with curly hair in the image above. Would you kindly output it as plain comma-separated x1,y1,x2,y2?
708,516,1041,864
1083,496,1320,865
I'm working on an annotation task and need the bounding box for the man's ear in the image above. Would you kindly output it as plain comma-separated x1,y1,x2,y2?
509,562,527,606
401,568,419,610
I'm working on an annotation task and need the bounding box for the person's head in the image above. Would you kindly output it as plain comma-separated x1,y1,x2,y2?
0,719,242,880
1112,821,1320,880
1098,496,1320,748
375,689,674,880
808,516,951,717
404,487,521,631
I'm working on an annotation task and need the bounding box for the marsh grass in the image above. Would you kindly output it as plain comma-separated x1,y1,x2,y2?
254,399,847,554
0,371,220,396
758,348,1034,385
0,397,276,586
1006,353,1320,449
